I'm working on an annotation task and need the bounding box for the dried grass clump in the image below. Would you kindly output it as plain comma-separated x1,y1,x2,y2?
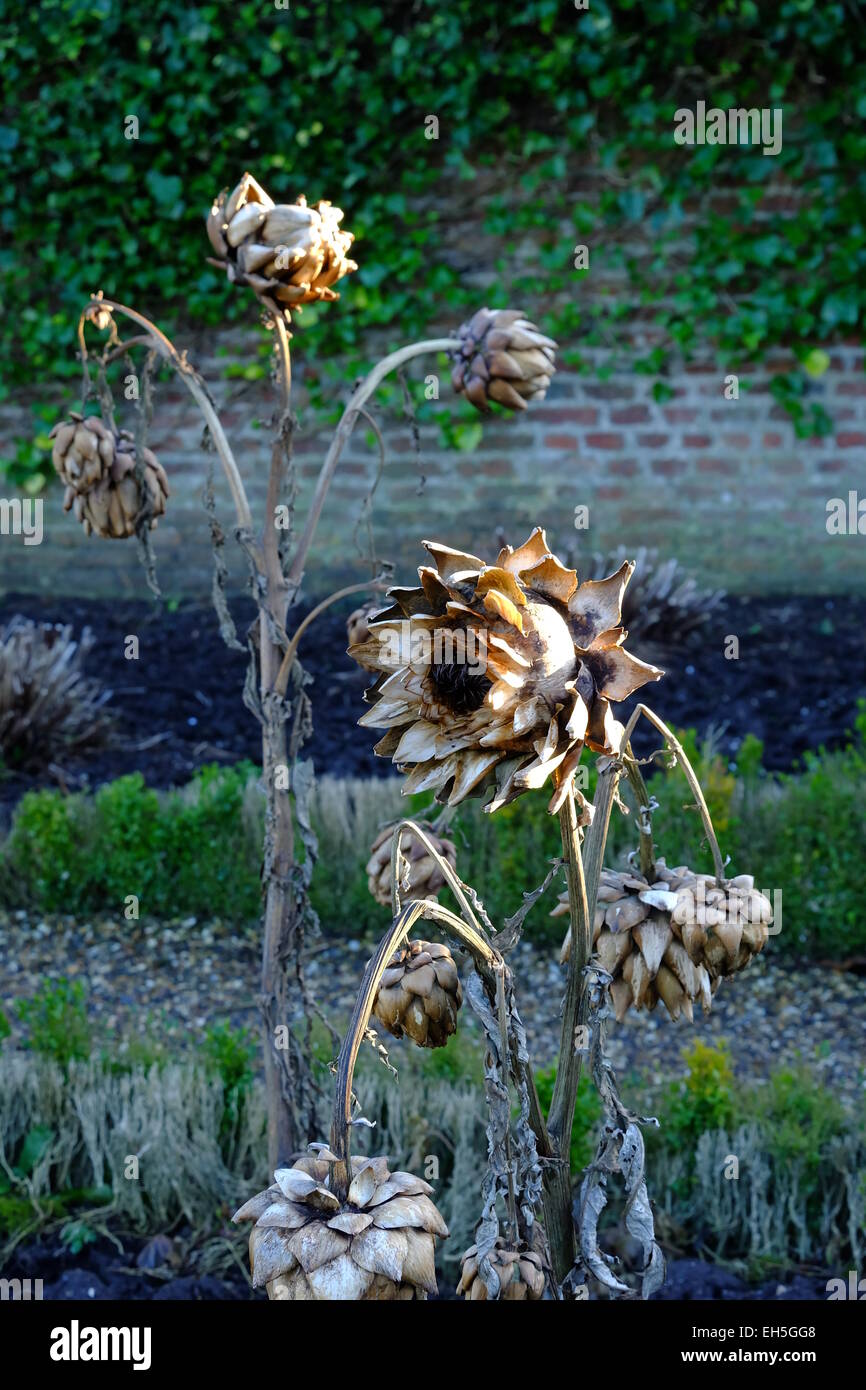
651,1124,866,1268
0,618,112,769
0,1052,268,1231
309,775,404,863
0,1051,483,1256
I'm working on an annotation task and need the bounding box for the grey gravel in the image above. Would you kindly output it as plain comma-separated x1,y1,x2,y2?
1,910,863,1107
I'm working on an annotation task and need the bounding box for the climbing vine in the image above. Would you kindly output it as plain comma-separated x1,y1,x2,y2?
2,0,864,483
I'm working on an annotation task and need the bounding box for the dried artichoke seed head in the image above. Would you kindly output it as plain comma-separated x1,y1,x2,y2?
457,1238,546,1301
233,1151,448,1300
372,938,463,1049
49,414,169,540
451,307,558,413
365,822,458,907
347,602,382,649
555,861,773,1021
349,528,662,815
208,172,357,317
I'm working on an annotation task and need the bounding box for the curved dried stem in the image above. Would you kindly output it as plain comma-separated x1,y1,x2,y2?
273,577,390,699
329,898,501,1200
287,336,457,594
388,817,490,943
621,744,656,881
77,297,254,537
621,702,726,881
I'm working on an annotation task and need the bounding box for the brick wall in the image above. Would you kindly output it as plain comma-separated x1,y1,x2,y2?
2,328,865,603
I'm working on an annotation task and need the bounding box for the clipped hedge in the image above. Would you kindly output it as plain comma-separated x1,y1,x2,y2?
2,714,866,958
3,0,865,482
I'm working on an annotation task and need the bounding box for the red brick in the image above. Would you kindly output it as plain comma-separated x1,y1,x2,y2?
651,458,687,476
638,433,670,448
585,433,625,449
536,407,599,425
722,433,750,449
682,434,711,448
596,485,625,500
763,432,783,447
543,433,578,451
609,458,638,476
836,432,866,447
611,406,651,425
589,385,635,401
835,382,866,397
663,408,698,424
696,457,729,473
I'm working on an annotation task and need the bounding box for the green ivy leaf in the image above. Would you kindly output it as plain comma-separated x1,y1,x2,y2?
144,170,184,212
452,421,483,452
801,348,831,378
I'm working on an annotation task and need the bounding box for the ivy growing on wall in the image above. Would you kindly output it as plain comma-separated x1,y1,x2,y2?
2,0,864,483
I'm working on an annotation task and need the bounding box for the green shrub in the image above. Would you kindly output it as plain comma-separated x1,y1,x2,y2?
643,1043,866,1267
2,763,262,920
728,720,866,958
534,1066,602,1176
200,1019,259,1147
657,1039,736,1153
744,1064,852,1197
15,978,92,1066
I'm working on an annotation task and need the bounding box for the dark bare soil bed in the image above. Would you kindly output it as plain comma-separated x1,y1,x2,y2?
6,1229,832,1301
2,590,864,815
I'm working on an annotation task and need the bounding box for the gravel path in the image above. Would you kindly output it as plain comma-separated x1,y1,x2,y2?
1,910,864,1105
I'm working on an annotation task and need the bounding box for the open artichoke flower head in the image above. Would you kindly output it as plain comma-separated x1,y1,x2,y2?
349,528,663,815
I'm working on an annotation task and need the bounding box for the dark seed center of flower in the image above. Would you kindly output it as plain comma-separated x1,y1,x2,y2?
429,663,492,715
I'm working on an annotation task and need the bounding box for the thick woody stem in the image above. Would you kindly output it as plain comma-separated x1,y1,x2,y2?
539,789,590,1282
287,337,457,594
549,790,590,1144
541,768,622,1288
77,298,254,537
259,315,301,1169
330,900,501,1201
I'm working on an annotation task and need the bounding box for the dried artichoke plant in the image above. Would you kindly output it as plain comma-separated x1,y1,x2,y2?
50,163,770,1303
50,171,557,1180
344,534,774,1299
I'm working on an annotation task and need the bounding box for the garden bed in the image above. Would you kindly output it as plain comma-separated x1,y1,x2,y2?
8,1229,833,1302
2,590,865,819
